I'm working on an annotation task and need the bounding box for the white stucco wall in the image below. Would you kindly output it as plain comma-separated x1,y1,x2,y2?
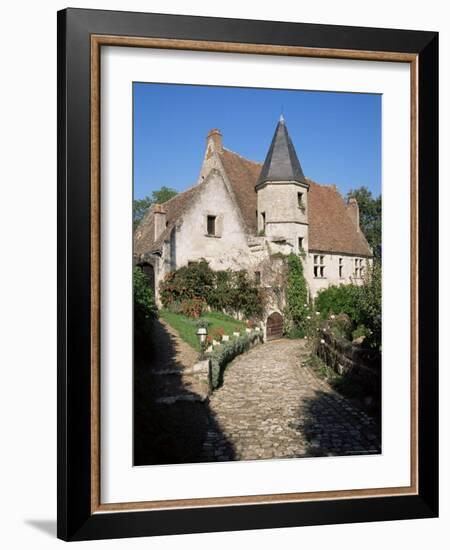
172,171,250,270
305,252,372,297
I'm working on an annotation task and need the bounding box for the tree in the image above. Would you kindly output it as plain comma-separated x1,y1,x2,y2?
133,186,178,230
134,267,158,350
347,186,382,259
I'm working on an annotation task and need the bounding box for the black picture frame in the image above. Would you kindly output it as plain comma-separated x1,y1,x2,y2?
57,7,438,541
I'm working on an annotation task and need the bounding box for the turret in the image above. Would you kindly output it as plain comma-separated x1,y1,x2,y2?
255,115,309,253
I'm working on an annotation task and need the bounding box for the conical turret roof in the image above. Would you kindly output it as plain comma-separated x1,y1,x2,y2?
256,115,307,188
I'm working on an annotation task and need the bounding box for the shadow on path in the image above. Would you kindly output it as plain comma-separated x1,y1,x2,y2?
134,319,235,465
294,385,381,458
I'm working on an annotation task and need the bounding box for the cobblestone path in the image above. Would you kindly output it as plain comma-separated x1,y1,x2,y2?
202,339,380,461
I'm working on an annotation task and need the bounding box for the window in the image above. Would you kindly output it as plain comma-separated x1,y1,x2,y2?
298,237,303,251
207,215,216,236
261,212,266,232
339,257,344,278
254,271,261,284
313,255,325,278
354,258,363,278
297,192,304,208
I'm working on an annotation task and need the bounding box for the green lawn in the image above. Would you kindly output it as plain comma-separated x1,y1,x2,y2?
159,310,246,351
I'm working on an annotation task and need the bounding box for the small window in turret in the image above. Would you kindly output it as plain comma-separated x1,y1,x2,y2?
298,237,303,251
297,192,304,210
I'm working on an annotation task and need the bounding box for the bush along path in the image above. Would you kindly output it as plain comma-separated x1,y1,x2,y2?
201,339,381,461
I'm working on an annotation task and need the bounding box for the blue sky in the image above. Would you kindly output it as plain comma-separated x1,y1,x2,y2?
133,83,381,200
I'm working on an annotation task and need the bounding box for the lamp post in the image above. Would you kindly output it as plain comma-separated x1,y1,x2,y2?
196,326,208,360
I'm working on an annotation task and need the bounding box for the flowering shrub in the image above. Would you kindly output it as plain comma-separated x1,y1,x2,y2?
210,327,225,342
314,262,381,350
180,297,205,318
160,261,264,319
160,260,215,307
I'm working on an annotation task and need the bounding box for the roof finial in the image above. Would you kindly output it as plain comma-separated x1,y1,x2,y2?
279,113,285,123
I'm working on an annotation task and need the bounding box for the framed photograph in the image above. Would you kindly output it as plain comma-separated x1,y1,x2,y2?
57,8,438,541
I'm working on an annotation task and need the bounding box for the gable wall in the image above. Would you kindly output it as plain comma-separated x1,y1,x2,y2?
173,171,250,270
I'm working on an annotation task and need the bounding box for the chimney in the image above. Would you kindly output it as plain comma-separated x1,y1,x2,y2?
346,197,360,231
207,128,223,152
153,204,167,240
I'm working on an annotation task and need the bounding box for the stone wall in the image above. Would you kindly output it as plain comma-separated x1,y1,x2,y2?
316,330,381,396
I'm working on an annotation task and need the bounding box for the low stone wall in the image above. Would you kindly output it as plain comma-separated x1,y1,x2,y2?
316,330,381,396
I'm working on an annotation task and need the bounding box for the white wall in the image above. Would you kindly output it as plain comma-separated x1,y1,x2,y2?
175,171,250,268
0,1,447,550
306,252,368,297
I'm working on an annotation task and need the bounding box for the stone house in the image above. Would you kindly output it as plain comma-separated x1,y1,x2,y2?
134,116,372,334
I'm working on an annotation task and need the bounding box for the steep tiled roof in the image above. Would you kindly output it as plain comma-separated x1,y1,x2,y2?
135,146,372,258
219,149,261,233
218,150,372,257
306,179,372,256
134,183,203,256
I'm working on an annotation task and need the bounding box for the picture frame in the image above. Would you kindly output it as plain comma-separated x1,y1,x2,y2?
57,7,438,541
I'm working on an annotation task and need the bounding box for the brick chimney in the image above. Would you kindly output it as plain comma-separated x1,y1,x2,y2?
346,197,360,231
207,128,223,152
153,204,167,240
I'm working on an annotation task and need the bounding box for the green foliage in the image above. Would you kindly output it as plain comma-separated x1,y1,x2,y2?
195,318,211,330
209,330,262,389
314,261,382,350
352,324,371,342
159,261,264,320
159,310,246,352
133,267,157,349
347,186,382,259
159,260,215,306
180,297,205,318
229,271,263,319
133,186,178,229
285,253,309,332
356,261,381,349
328,313,353,340
315,284,362,324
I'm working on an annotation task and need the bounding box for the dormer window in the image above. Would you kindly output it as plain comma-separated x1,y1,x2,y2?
207,215,216,236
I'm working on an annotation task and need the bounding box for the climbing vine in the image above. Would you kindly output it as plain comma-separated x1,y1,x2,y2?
285,253,309,333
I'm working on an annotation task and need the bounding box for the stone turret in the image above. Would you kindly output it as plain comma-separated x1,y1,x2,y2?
255,115,309,253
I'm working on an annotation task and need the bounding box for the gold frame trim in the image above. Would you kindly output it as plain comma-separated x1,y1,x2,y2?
90,35,419,514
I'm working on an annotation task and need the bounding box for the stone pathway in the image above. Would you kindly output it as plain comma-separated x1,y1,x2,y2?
202,339,380,461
